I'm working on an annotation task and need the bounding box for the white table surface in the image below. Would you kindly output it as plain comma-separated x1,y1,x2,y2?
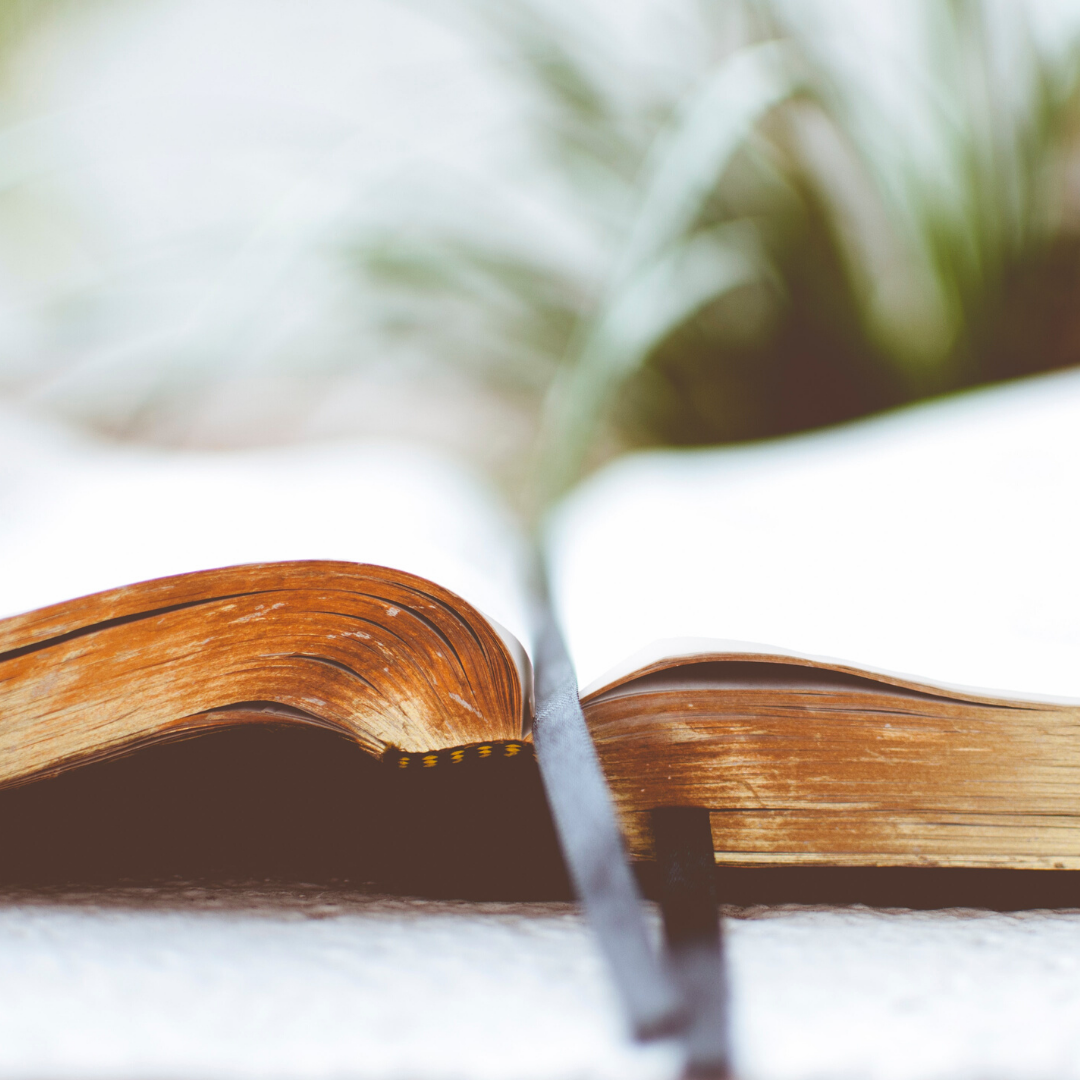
2,883,1079,1080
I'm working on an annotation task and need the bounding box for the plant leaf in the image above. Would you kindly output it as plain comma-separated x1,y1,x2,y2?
618,39,798,275
537,221,772,504
536,40,800,503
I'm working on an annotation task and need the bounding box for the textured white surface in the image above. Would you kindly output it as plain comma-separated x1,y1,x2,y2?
0,887,677,1080
730,906,1080,1080
2,887,1080,1080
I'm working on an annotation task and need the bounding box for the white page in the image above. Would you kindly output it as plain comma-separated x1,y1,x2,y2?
0,409,533,654
546,368,1080,703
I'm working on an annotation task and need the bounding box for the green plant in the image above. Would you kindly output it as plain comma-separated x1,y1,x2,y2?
349,0,1080,508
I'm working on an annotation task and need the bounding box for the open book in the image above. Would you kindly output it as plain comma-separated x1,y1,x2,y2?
3,367,1080,874
548,367,1080,871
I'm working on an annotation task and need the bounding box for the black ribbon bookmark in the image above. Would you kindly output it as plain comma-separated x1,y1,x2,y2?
531,593,685,1041
652,807,731,1079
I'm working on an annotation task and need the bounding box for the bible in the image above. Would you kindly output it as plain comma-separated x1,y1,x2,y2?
3,367,1080,871
5,367,1080,1075
549,366,1080,871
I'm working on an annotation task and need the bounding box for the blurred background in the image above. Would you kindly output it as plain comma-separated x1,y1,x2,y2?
2,0,1080,513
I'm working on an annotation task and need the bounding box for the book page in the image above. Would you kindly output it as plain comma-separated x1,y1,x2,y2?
0,410,533,655
546,368,1080,703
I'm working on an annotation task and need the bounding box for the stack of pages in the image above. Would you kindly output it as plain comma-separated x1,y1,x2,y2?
2,367,1080,871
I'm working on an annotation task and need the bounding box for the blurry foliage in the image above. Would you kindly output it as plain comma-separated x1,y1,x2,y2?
0,1,59,84
350,0,1080,506
0,0,38,53
354,234,583,403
